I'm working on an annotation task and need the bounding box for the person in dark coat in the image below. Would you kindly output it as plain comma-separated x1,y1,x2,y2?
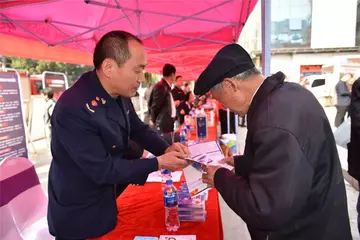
197,44,352,240
47,31,189,240
172,75,190,125
348,77,360,233
334,73,353,127
148,64,177,144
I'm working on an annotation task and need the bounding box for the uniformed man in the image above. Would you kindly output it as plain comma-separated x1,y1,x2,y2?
197,44,352,240
47,31,190,240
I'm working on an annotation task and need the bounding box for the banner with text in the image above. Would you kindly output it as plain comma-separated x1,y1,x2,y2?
0,71,28,161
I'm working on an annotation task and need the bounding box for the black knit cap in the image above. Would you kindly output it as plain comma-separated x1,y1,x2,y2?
194,43,255,95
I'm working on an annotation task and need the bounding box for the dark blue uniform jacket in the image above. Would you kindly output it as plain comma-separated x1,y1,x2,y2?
47,70,169,239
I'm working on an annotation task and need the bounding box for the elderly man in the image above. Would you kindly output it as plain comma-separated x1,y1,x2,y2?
48,31,189,240
197,44,351,240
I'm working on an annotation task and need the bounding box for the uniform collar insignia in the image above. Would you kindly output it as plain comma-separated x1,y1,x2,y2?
86,103,95,113
91,100,98,107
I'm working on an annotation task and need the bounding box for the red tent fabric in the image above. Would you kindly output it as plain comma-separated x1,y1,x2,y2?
0,0,257,80
0,0,54,10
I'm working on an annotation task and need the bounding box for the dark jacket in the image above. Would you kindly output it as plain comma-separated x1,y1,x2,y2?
47,70,169,239
348,78,360,181
171,86,190,123
336,80,351,106
214,72,351,240
148,78,174,132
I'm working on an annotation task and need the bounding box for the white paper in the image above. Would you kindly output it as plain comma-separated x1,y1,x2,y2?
183,141,233,198
159,235,196,240
187,141,233,170
183,165,209,197
146,171,183,183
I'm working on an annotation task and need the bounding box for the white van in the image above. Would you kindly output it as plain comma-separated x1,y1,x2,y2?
302,74,338,106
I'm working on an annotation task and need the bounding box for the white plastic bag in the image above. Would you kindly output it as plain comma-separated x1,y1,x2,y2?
333,118,351,149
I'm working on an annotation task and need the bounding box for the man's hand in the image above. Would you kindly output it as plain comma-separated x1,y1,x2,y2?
157,151,188,172
218,157,235,167
202,165,222,188
180,109,185,115
175,100,181,107
165,142,190,157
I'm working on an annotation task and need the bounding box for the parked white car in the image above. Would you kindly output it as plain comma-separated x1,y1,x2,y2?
302,74,338,106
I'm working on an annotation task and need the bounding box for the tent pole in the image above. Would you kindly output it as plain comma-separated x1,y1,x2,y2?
261,0,271,76
226,108,230,134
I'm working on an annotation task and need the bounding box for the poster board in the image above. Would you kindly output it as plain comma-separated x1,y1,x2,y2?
0,69,28,161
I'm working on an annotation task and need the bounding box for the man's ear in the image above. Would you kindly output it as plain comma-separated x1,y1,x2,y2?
101,59,115,78
223,78,237,92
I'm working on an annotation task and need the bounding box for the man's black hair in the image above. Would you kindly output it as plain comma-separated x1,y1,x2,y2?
162,63,176,77
93,30,142,69
41,88,54,99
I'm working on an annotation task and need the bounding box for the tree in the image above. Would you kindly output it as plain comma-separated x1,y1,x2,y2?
3,56,93,85
7,57,38,74
3,56,158,87
144,72,159,87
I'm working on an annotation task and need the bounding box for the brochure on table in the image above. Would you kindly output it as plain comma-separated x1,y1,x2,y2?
146,171,183,183
183,141,233,198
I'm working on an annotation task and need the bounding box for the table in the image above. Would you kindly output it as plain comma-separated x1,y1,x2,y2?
92,125,223,240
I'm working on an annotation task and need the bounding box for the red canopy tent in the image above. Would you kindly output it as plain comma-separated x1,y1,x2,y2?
0,0,257,80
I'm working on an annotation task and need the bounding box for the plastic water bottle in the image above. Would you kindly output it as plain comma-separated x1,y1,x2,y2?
161,169,172,190
180,127,187,145
163,180,180,231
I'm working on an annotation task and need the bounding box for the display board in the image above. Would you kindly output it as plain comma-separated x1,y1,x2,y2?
0,70,28,161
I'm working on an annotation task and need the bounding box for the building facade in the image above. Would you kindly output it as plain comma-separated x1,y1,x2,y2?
239,0,360,82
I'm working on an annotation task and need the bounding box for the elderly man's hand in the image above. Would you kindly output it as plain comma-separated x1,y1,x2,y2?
202,165,222,188
165,142,190,157
218,157,234,167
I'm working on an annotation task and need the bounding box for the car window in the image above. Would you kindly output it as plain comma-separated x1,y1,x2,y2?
311,79,325,88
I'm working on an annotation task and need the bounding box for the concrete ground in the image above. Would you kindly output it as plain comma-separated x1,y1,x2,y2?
30,107,359,239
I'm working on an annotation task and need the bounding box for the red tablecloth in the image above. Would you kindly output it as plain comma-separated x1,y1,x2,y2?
92,125,222,240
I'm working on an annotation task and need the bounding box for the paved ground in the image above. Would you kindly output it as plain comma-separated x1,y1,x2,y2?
30,106,359,239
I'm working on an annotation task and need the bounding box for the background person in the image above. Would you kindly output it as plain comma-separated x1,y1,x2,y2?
40,88,56,148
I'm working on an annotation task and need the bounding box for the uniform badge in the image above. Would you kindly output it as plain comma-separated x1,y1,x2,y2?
91,100,98,107
96,96,100,101
101,98,106,104
86,103,95,113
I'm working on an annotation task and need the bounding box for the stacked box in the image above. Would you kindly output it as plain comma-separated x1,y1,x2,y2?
177,183,207,222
